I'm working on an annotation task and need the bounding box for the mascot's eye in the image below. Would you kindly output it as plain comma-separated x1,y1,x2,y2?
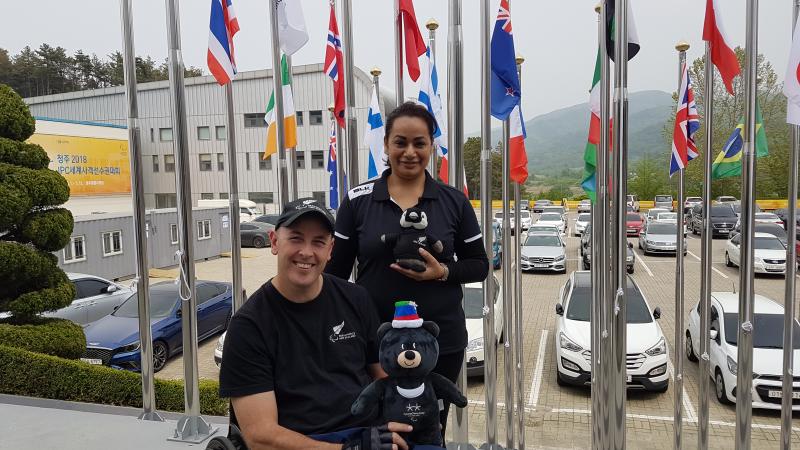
412,343,417,349
400,344,405,350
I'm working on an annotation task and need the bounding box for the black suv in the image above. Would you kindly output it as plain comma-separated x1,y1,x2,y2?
688,204,737,237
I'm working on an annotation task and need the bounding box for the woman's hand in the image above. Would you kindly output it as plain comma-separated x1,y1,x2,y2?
390,248,447,281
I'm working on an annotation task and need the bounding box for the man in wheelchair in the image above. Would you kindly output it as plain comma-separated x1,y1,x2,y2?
214,199,411,450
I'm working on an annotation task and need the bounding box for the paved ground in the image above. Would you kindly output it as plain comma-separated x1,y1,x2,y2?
153,210,800,449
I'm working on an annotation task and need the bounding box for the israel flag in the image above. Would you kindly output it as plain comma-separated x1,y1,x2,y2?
365,86,387,180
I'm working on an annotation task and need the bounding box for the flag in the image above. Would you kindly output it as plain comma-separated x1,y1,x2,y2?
398,0,427,82
670,63,700,176
605,0,640,62
490,0,520,120
417,47,448,182
784,17,800,125
207,0,240,86
581,49,602,201
276,0,308,56
327,121,340,210
263,54,297,159
325,2,345,128
366,86,387,180
711,104,769,179
509,104,528,184
703,0,740,96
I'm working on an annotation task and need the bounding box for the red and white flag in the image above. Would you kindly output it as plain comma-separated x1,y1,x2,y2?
784,18,800,125
398,0,427,82
509,105,528,184
702,0,740,95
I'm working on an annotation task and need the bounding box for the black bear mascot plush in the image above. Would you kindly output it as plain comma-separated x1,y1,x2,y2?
351,301,467,448
381,208,444,272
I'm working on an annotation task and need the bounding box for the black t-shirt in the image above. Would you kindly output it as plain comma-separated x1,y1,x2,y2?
219,274,380,435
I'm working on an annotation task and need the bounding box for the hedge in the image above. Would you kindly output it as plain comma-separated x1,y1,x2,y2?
0,318,84,359
0,345,229,416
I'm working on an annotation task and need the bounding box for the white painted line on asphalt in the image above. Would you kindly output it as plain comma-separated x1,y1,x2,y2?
687,251,701,262
712,265,730,279
528,329,549,407
637,256,654,277
682,387,697,423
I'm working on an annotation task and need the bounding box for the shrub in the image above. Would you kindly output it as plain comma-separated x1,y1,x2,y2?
0,345,229,416
0,318,85,359
16,208,74,251
0,84,35,142
0,242,75,320
0,137,49,170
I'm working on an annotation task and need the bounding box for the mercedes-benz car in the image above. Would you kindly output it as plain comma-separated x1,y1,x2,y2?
555,271,668,392
536,212,566,234
638,222,687,255
725,232,787,275
520,232,567,273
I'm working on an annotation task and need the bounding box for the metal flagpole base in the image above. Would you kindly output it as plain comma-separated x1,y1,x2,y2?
447,443,478,450
167,415,217,444
138,411,165,422
478,444,507,450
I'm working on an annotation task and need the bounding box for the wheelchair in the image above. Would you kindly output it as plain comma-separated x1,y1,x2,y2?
205,407,248,450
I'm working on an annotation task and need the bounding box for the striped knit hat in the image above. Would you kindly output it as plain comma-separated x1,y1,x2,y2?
392,301,423,328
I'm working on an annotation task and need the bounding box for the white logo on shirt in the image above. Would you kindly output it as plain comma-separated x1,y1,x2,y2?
348,183,374,200
329,320,357,343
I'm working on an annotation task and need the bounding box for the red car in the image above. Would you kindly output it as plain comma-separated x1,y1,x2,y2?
626,213,644,236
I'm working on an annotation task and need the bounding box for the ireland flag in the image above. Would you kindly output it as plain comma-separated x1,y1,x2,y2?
263,54,298,159
581,49,602,201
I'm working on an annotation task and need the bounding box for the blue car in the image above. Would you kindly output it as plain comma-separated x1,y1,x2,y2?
492,222,502,270
82,280,233,372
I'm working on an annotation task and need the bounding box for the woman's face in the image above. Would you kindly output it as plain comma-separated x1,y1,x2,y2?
384,116,433,180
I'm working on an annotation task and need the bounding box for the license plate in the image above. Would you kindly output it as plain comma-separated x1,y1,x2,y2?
767,264,784,270
533,264,549,268
627,229,636,233
767,390,800,399
626,374,632,383
80,358,102,365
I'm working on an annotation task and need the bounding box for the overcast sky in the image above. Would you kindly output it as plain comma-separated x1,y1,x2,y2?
1,1,793,132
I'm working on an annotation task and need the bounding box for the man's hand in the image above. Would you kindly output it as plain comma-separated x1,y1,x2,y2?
390,248,446,281
341,423,412,450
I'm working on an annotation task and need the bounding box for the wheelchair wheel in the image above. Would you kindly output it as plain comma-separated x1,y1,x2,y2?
206,436,238,450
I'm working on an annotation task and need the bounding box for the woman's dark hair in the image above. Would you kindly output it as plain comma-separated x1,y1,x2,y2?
384,101,436,141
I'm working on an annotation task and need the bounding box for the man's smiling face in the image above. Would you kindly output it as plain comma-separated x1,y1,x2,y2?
270,215,333,290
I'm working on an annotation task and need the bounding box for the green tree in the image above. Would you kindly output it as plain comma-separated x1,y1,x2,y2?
0,84,75,322
628,155,672,201
463,136,529,200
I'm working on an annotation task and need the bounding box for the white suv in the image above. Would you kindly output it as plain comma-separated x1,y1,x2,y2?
555,271,669,392
686,293,800,410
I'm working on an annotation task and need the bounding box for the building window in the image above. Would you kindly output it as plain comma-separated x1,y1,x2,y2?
197,220,212,240
152,155,159,172
311,151,324,169
309,110,323,125
197,126,211,140
200,193,214,200
217,153,224,171
159,128,173,142
199,153,212,171
155,193,177,209
101,230,123,256
219,192,229,200
295,151,305,169
312,191,326,204
150,128,154,142
245,153,251,171
296,111,304,126
249,192,274,204
259,156,272,171
216,125,226,140
170,223,179,245
244,113,265,128
63,235,86,263
164,154,175,172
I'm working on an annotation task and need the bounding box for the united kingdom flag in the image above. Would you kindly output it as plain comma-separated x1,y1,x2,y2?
670,63,700,176
325,1,345,128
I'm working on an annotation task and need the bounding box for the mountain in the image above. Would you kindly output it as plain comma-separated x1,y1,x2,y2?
470,90,674,174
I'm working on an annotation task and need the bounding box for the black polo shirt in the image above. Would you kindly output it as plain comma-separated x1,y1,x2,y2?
325,170,489,354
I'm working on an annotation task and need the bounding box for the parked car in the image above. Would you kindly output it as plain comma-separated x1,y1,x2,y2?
214,331,225,367
729,201,761,217
654,195,674,212
528,224,562,236
555,271,668,392
518,210,533,230
41,273,133,326
492,222,502,270
198,199,260,222
638,222,687,255
725,232,787,275
240,222,273,248
689,204,738,237
754,212,783,226
626,194,640,212
518,200,530,211
626,213,644,236
541,206,567,217
520,232,567,273
583,241,635,274
536,212,566,234
684,196,703,213
580,224,592,256
656,212,678,224
715,195,738,204
577,199,592,214
252,214,280,226
686,293,800,410
574,213,591,236
774,208,800,230
645,208,670,224
82,280,232,372
464,276,504,377
732,222,789,247
532,199,553,213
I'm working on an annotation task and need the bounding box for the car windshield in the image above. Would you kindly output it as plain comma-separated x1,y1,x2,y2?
525,235,561,246
464,288,485,319
520,211,530,218
754,236,785,250
658,213,677,220
566,282,652,323
655,196,672,202
627,214,641,222
686,197,701,202
647,223,677,235
711,205,736,217
756,213,778,220
647,209,666,218
540,213,562,221
529,226,556,233
723,313,800,348
577,214,591,222
719,196,736,202
114,286,177,318
755,224,786,239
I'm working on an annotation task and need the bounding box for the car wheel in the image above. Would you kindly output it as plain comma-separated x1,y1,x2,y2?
715,369,733,404
252,236,267,248
627,266,634,274
686,331,698,362
638,241,642,250
206,436,238,450
725,252,733,267
152,340,169,373
556,370,567,387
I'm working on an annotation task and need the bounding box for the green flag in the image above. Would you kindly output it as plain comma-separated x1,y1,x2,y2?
581,49,602,202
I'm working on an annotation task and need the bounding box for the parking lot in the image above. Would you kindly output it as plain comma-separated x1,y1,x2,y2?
155,210,800,449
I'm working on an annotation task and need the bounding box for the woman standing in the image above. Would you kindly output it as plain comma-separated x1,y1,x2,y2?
326,102,489,433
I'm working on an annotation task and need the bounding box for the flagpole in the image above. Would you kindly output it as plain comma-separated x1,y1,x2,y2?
448,0,465,194
119,0,162,423
514,53,526,450
285,54,298,201
164,0,215,442
501,97,515,450
371,67,382,116
479,0,498,446
268,0,289,208
340,0,359,187
426,18,439,178
394,0,404,106
591,5,604,448
224,84,245,313
673,41,690,450
781,2,800,447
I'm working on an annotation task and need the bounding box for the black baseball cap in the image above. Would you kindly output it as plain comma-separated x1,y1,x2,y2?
275,198,335,232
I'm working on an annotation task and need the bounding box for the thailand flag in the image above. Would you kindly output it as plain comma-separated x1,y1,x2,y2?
207,0,239,86
670,63,700,176
325,2,346,128
490,0,520,120
365,86,387,180
327,121,340,209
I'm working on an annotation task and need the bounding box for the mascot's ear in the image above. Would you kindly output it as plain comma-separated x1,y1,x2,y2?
421,321,440,338
377,322,393,342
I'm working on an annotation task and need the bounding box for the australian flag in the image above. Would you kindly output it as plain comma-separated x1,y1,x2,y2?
327,122,340,209
490,0,520,120
670,63,700,176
